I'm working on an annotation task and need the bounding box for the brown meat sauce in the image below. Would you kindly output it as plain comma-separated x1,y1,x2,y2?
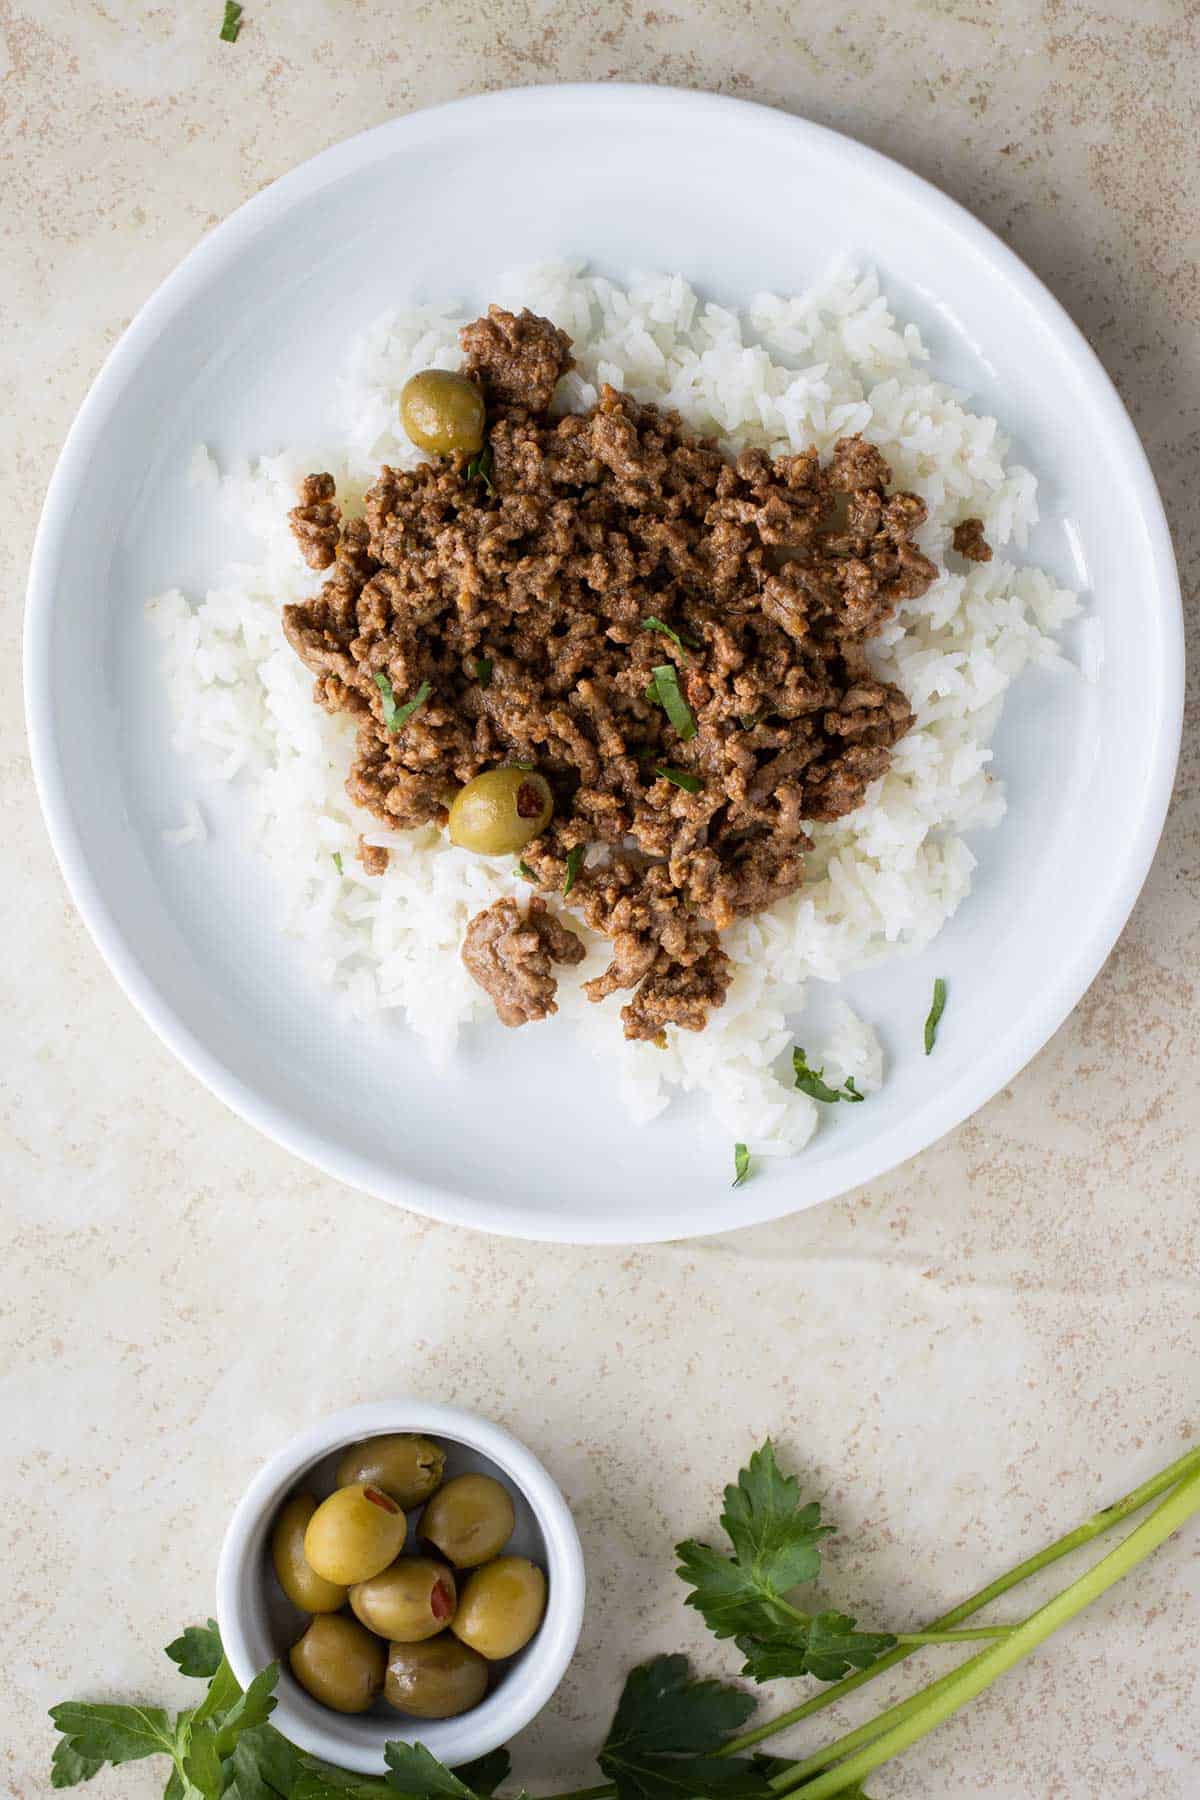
284,305,940,1040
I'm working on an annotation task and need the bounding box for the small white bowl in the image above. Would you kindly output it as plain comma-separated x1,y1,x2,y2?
217,1401,585,1774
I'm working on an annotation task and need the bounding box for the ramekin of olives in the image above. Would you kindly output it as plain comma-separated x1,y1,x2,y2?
216,1403,585,1775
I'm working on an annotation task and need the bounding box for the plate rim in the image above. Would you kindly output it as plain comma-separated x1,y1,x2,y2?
24,82,1184,1244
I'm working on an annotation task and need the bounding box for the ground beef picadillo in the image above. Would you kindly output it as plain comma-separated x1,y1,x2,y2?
284,305,941,1042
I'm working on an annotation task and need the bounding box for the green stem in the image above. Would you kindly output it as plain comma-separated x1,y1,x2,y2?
894,1627,1014,1645
722,1442,1200,1759
779,1464,1200,1799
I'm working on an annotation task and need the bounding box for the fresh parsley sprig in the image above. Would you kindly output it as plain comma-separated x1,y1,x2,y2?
50,1623,282,1800
655,766,703,794
642,618,699,660
466,446,496,494
923,976,947,1054
791,1049,864,1105
374,672,431,733
648,664,697,741
675,1442,894,1684
563,845,585,898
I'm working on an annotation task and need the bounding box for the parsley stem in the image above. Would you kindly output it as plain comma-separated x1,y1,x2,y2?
776,1462,1200,1799
893,1626,1016,1644
719,1441,1200,1757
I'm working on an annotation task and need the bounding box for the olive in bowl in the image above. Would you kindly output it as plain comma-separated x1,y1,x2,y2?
216,1401,585,1774
336,1433,446,1509
304,1482,407,1586
421,1472,517,1568
452,1556,547,1661
350,1557,457,1643
385,1636,489,1720
271,1494,348,1614
290,1614,386,1714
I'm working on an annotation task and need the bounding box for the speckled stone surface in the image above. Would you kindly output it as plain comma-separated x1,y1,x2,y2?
3,3,1199,1796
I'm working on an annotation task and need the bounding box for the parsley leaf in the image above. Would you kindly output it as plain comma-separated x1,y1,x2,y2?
191,1655,242,1726
733,1143,751,1187
924,976,947,1054
655,766,703,794
228,1724,303,1800
563,844,585,897
677,1443,898,1688
375,672,431,733
737,1612,897,1684
212,1663,278,1751
475,658,493,688
48,1703,175,1770
642,617,698,661
650,663,696,740
165,1620,223,1679
293,1769,391,1800
219,1,243,41
49,1740,103,1789
676,1441,832,1642
332,851,344,875
598,1655,764,1800
453,1750,512,1797
383,1743,516,1800
182,1720,223,1800
465,445,495,494
792,1048,863,1105
516,859,535,880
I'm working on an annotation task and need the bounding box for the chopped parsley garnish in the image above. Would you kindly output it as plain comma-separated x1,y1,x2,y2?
219,1,243,40
656,766,703,794
465,445,495,493
643,616,698,660
792,1047,866,1104
651,662,697,740
516,860,535,880
732,1143,751,1187
924,976,947,1054
331,852,343,876
475,657,493,688
374,672,431,733
563,844,585,898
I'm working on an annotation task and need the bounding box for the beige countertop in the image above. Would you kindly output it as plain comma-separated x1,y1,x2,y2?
3,3,1198,1796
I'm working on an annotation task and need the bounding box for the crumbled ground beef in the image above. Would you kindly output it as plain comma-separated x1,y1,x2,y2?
357,837,389,876
953,516,993,562
289,473,342,570
460,896,586,1027
284,305,940,1040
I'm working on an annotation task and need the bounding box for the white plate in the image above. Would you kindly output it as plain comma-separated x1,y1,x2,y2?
25,86,1182,1244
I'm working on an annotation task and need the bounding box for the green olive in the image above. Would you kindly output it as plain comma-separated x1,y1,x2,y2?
335,1435,446,1509
304,1482,407,1586
420,1473,515,1569
350,1557,457,1643
448,769,553,857
271,1493,349,1614
384,1635,489,1719
400,369,486,457
451,1556,547,1661
289,1614,386,1714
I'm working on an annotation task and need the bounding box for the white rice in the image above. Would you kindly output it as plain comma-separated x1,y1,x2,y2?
147,261,1080,1155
